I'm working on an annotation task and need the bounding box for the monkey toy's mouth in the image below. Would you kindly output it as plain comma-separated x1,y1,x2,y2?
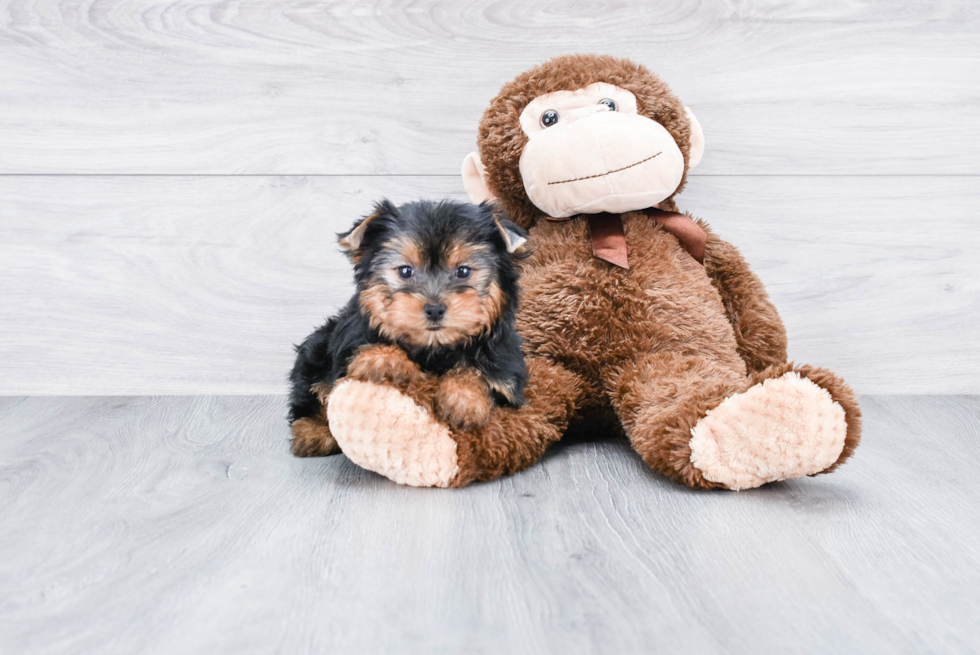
547,151,662,186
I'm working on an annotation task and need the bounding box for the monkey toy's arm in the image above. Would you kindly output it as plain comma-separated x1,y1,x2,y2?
698,222,789,374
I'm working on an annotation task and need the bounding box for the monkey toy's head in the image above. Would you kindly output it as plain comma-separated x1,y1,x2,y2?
461,54,705,228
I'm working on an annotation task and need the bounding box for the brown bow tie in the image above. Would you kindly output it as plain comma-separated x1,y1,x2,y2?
547,208,707,269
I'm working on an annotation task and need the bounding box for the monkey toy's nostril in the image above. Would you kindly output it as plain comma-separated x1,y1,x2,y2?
424,303,447,322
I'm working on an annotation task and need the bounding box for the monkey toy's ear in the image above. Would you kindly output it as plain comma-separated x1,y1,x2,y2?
339,199,398,256
684,107,705,169
462,152,496,204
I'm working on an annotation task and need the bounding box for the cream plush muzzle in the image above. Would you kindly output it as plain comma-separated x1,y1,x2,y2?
519,110,686,218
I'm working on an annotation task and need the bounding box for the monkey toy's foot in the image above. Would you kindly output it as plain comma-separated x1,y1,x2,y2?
326,379,461,487
688,367,860,490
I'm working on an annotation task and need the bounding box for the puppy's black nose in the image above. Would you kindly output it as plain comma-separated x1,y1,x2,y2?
424,302,447,322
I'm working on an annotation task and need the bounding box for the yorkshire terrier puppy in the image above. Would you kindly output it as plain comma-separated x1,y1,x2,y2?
288,199,529,457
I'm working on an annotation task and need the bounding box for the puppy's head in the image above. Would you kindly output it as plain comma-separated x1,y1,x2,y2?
340,199,527,349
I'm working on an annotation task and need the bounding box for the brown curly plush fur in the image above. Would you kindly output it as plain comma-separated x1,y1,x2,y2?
700,226,790,374
443,54,861,488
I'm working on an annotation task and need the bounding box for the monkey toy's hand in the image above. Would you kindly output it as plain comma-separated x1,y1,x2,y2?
326,374,459,488
327,345,456,487
434,369,493,432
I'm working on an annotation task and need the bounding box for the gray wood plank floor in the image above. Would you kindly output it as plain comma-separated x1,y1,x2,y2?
1,395,978,654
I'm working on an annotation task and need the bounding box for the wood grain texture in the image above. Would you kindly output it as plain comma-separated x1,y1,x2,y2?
1,174,977,395
0,394,978,654
0,0,977,175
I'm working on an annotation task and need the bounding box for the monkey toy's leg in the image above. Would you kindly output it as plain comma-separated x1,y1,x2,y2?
325,357,587,487
607,353,861,490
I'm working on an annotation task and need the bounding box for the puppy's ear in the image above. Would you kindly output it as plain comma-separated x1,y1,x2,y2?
339,199,398,255
494,215,528,254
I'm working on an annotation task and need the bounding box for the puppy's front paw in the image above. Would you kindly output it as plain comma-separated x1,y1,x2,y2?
347,344,423,387
435,370,493,431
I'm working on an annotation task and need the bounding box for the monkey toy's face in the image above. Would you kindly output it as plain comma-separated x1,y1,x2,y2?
517,82,700,218
462,56,705,225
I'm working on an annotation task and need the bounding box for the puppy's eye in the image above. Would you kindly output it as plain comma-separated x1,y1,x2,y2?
599,98,617,111
540,110,559,128
455,265,472,280
397,265,414,280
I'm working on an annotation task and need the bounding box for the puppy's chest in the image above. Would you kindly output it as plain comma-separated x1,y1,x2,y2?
407,347,466,376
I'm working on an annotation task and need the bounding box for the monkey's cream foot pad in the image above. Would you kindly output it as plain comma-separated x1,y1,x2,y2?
327,379,460,488
689,372,847,490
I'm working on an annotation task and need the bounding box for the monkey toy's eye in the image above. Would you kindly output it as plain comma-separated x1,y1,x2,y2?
540,110,559,128
599,98,617,111
397,265,414,280
455,265,472,280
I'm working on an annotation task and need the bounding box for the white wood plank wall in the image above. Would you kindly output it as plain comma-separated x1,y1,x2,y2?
1,0,977,394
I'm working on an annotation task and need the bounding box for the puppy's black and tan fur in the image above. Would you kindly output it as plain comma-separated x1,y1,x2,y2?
288,199,529,457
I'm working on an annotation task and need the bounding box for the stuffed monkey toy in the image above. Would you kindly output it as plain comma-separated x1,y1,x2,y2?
320,54,861,489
